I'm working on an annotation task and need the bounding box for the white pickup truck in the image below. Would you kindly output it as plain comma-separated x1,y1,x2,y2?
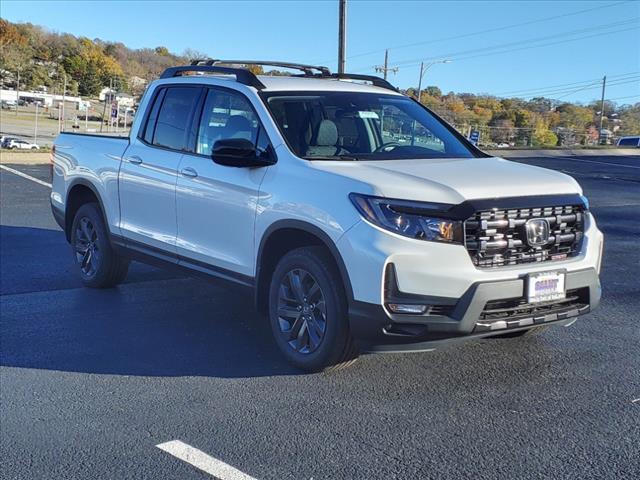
51,60,603,371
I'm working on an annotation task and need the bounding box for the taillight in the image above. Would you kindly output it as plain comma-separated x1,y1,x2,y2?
49,145,55,183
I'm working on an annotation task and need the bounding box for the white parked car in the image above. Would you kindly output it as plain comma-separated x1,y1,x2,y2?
6,139,39,150
51,60,603,371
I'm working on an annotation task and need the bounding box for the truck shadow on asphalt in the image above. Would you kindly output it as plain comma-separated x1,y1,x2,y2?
1,225,301,378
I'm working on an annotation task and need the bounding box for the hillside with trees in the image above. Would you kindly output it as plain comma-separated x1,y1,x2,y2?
1,19,638,145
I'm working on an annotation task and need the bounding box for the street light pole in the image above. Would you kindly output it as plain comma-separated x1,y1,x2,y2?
338,0,347,74
411,59,451,146
598,75,607,144
416,62,425,102
415,59,451,104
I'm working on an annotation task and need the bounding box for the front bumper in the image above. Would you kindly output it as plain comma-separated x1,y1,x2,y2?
349,267,600,352
338,211,603,352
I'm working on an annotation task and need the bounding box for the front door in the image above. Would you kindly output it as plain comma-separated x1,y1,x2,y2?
175,87,272,277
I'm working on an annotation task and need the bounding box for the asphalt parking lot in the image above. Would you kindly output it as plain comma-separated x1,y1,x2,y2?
1,153,639,479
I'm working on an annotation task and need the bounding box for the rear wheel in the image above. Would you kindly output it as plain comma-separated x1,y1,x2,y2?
268,246,358,372
71,203,129,288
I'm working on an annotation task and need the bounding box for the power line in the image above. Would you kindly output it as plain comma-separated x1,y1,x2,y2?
503,76,640,99
607,94,640,101
385,18,638,69
312,0,632,64
496,72,640,96
352,22,638,74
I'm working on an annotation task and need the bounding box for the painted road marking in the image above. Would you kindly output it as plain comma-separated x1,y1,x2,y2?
0,164,52,188
632,398,640,403
157,440,258,480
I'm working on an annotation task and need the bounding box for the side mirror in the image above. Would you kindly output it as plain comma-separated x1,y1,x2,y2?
212,138,274,168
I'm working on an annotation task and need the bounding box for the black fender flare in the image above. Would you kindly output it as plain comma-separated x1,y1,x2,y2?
255,219,355,307
64,178,110,241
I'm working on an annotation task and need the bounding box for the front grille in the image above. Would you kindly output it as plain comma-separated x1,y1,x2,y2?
464,204,584,268
475,288,590,332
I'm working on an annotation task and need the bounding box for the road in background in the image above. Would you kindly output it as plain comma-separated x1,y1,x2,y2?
1,153,639,479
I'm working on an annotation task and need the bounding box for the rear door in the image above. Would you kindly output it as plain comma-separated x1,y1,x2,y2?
175,86,271,277
119,85,203,255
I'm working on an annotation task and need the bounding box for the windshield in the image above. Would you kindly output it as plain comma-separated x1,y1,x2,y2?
262,91,476,160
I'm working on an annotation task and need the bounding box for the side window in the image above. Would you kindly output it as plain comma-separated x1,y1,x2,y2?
196,89,261,156
619,137,638,146
152,87,201,151
142,87,165,144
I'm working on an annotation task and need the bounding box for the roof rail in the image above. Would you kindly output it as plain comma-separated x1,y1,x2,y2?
160,59,397,92
328,73,397,92
159,64,266,89
190,59,331,76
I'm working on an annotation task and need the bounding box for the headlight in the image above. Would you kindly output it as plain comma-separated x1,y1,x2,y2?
349,193,463,243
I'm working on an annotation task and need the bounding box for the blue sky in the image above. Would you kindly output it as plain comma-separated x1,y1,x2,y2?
2,0,639,104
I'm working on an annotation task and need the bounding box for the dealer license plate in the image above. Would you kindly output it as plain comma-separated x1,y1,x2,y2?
527,271,566,303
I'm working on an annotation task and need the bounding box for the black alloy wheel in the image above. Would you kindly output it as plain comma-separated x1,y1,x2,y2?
276,268,328,354
74,216,100,278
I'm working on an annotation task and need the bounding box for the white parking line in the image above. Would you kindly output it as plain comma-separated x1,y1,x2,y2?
157,440,258,480
0,164,52,188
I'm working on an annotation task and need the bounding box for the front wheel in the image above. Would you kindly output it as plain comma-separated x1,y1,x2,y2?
71,203,129,288
268,246,358,372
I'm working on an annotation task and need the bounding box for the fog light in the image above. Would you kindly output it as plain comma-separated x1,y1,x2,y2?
387,303,428,314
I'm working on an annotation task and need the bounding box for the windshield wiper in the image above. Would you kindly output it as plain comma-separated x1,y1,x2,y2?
304,155,361,161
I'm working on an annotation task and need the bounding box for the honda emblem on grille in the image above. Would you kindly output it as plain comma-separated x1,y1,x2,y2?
525,218,550,247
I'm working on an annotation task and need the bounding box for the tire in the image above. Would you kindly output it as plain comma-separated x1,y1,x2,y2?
70,203,129,288
268,246,358,372
491,325,548,338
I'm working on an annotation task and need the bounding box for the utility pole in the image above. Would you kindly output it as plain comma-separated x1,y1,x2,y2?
15,69,19,116
375,50,398,80
61,74,67,131
338,0,347,74
598,75,607,144
383,50,389,80
34,103,39,145
100,78,112,133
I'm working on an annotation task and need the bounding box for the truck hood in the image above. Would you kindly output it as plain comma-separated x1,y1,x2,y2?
312,156,582,204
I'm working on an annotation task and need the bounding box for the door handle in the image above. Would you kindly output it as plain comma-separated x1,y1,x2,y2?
127,155,143,165
181,167,198,178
